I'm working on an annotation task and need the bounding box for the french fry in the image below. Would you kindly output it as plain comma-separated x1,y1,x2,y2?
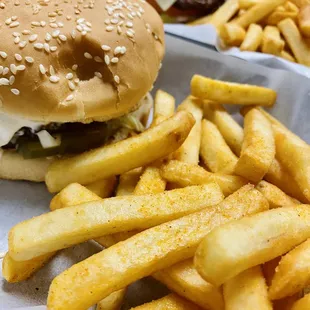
269,238,310,300
46,111,195,193
203,103,244,156
265,11,298,25
116,168,142,196
200,119,238,174
85,177,117,198
235,108,275,183
286,1,300,12
256,180,300,208
233,0,287,28
261,26,285,56
278,18,310,66
238,9,246,16
208,0,240,28
174,97,203,164
195,205,310,286
152,90,176,126
281,50,296,62
298,4,310,37
188,14,213,26
153,259,224,310
130,294,203,310
223,266,272,310
219,23,246,46
240,23,263,51
96,289,127,310
47,185,268,310
239,0,262,10
160,160,248,197
291,293,310,310
191,75,277,107
9,184,224,261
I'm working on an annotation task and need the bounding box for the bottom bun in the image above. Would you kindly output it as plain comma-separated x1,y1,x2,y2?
0,150,54,182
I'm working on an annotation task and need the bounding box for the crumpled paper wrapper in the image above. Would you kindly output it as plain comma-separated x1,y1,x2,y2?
2,33,310,309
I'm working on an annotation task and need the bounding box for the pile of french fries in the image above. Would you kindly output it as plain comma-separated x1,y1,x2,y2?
192,0,310,67
2,75,310,310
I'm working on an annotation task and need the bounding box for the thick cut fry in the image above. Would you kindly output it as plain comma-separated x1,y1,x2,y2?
130,294,203,310
203,103,244,156
47,185,268,310
85,177,117,198
9,184,223,261
191,75,277,106
195,205,310,286
269,239,310,300
96,289,127,310
278,18,310,66
240,23,263,51
153,260,224,310
209,0,239,28
233,0,287,28
116,168,142,196
46,111,195,193
220,23,246,46
160,160,247,197
239,0,261,9
281,50,296,62
200,119,238,174
291,293,310,310
256,180,300,209
261,26,285,56
153,90,176,125
235,108,275,183
174,97,203,164
298,5,310,37
223,266,272,310
265,11,298,25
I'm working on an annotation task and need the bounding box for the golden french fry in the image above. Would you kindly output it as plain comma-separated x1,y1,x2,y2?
223,266,272,310
298,5,310,37
174,97,203,164
160,160,247,197
276,5,286,11
239,0,262,9
278,18,310,66
153,259,224,310
220,23,246,46
153,90,176,126
261,26,285,56
291,293,310,310
47,185,268,310
85,177,117,198
195,205,310,286
281,50,296,62
203,103,244,156
265,11,298,25
116,168,142,196
240,23,263,51
46,111,195,193
234,0,287,28
235,108,275,183
209,0,240,28
96,289,127,310
200,119,238,174
286,1,300,12
191,75,277,106
269,239,310,300
130,294,203,310
256,180,300,208
9,184,223,261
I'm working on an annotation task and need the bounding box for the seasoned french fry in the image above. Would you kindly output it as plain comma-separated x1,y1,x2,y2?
46,111,195,193
291,293,310,310
174,97,203,164
256,180,300,208
85,177,117,199
153,259,224,310
278,18,310,66
220,23,246,46
223,266,272,310
130,294,203,310
200,119,238,174
261,26,285,56
298,5,310,37
240,23,263,51
233,0,287,28
239,0,261,9
269,238,310,300
195,205,310,286
116,168,142,196
265,11,298,25
160,160,247,197
281,50,296,62
96,289,127,310
191,75,277,106
9,184,224,261
203,103,244,156
235,108,275,183
47,185,268,310
209,0,240,28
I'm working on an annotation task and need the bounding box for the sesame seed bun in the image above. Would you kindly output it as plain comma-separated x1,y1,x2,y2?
0,0,164,122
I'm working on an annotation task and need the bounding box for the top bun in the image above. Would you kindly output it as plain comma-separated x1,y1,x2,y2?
0,0,164,122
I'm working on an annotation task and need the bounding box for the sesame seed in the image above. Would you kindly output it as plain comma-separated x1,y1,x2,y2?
111,57,119,63
29,34,38,42
68,81,75,90
119,13,125,19
104,19,110,25
72,64,78,71
10,64,17,75
11,88,20,95
57,22,64,27
9,76,15,85
40,21,46,27
106,25,114,32
9,21,20,28
48,12,57,17
5,18,12,25
49,65,55,75
86,21,92,27
3,67,9,75
66,15,72,20
127,13,133,19
66,73,73,80
34,43,43,50
44,43,50,52
77,18,85,24
66,94,74,101
39,64,46,74
126,30,134,38
94,56,103,63
131,12,136,17
117,26,122,34
0,78,9,85
49,75,60,83
95,72,102,78
14,37,20,44
31,21,40,26
121,46,126,54
50,46,57,52
84,52,92,59
81,30,87,36
15,54,22,61
25,56,34,63
0,66,3,74
17,65,25,71
59,34,67,41
76,24,83,32
22,29,31,35
104,55,110,65
101,44,111,51
74,78,79,84
49,22,58,28
45,32,52,41
114,46,122,55
126,21,133,28
137,11,141,18
0,51,7,59
71,30,76,39
114,75,120,84
52,30,60,37
13,32,20,37
111,18,118,24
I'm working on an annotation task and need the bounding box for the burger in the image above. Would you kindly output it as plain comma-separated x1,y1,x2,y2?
0,0,164,182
